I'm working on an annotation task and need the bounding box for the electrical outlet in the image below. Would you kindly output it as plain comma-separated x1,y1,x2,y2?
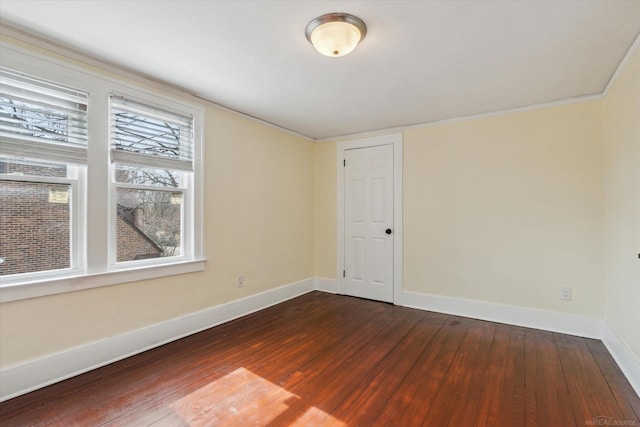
560,287,572,301
237,274,245,288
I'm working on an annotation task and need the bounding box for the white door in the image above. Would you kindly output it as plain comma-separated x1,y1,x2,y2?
344,144,394,302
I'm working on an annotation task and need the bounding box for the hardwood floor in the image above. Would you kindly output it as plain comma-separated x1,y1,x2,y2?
1,291,638,426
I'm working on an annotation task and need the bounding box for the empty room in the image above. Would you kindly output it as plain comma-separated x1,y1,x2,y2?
0,1,639,425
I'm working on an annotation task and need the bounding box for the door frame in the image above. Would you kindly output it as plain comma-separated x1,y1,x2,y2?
337,133,403,304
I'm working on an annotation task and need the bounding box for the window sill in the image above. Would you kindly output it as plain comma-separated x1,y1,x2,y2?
0,259,206,303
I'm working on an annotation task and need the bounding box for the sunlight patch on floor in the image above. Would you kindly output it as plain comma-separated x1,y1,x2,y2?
169,367,345,426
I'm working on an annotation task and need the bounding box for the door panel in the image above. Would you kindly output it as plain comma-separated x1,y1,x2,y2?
352,237,365,281
344,144,394,302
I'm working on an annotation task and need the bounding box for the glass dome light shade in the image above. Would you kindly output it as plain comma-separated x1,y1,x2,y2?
306,13,367,58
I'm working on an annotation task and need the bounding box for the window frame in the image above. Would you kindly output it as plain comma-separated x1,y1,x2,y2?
110,178,190,268
108,91,196,269
0,42,205,303
0,167,85,281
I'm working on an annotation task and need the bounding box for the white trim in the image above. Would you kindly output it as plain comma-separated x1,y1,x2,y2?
602,32,640,95
314,35,640,144
0,277,315,402
0,173,76,185
602,322,640,397
0,259,206,303
336,134,403,303
399,290,603,339
314,277,338,294
0,172,84,286
317,93,603,143
0,40,206,300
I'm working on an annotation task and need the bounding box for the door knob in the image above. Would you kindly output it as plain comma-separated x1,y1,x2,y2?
385,228,392,235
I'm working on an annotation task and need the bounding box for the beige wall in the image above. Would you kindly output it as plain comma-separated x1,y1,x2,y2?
315,101,606,317
604,46,640,361
206,112,315,299
0,41,315,367
404,101,605,316
314,141,337,278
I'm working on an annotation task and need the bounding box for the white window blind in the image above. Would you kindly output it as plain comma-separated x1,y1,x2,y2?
0,67,89,165
110,95,194,171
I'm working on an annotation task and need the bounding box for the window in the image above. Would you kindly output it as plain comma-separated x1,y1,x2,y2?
0,164,74,275
0,47,204,301
110,96,194,264
0,67,87,278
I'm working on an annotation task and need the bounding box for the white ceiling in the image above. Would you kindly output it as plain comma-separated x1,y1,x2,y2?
1,1,639,140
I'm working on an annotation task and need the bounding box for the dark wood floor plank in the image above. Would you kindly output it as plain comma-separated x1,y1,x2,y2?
585,338,640,423
554,333,631,426
111,294,386,426
265,304,428,426
321,310,449,426
467,324,527,427
225,305,411,426
203,302,403,426
1,292,638,427
419,319,497,425
372,317,476,426
241,302,406,413
187,302,413,426
2,292,363,426
522,329,576,427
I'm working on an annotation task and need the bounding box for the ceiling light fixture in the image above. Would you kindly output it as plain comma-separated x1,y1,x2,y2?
305,13,367,57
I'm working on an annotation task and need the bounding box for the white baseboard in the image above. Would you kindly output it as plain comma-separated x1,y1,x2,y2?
399,290,638,397
399,290,603,339
3,279,637,403
315,277,338,294
313,285,603,339
0,277,315,402
602,323,640,397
